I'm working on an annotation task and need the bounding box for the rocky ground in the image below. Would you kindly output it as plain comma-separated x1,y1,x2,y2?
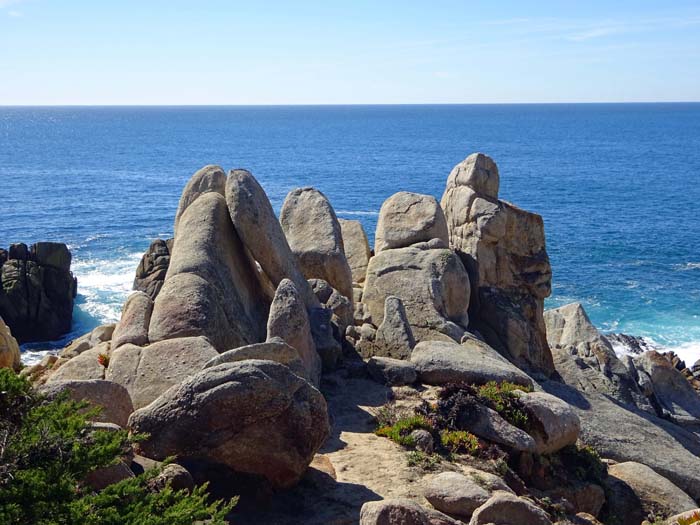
1,153,700,525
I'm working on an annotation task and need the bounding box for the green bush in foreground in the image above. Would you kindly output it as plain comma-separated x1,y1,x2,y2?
375,415,433,447
0,368,234,525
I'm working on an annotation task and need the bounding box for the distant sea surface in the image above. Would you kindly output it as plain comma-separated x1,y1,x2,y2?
1,104,699,365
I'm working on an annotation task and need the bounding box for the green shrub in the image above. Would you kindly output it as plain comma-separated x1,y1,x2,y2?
406,451,441,470
375,415,433,447
439,430,479,454
476,381,531,430
557,444,606,484
0,369,234,525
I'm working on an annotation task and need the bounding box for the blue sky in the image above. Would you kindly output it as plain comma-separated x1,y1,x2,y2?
1,0,699,104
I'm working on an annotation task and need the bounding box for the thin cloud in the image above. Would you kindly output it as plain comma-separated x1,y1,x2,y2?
0,0,24,7
567,26,622,42
8,9,21,16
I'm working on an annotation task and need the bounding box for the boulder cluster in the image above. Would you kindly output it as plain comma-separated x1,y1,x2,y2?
6,153,700,524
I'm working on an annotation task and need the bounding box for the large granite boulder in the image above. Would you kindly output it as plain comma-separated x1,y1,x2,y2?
111,291,153,349
46,343,110,383
128,360,330,489
280,187,353,302
106,336,218,410
374,192,449,253
371,296,416,360
441,153,553,374
410,338,534,388
173,165,226,233
0,242,77,342
225,169,318,309
202,339,306,379
339,219,371,284
266,279,321,386
0,316,20,370
469,491,552,525
516,391,580,454
362,244,470,343
423,470,512,518
148,192,269,351
133,238,173,300
360,499,460,525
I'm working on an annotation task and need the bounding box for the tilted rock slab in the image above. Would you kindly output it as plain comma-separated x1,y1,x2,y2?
372,296,416,360
173,164,226,233
149,192,269,351
280,187,354,302
362,244,470,343
441,153,554,374
202,339,307,379
133,238,172,300
468,491,552,525
111,291,153,349
517,391,580,454
374,191,449,253
339,218,371,284
128,360,330,489
423,470,513,519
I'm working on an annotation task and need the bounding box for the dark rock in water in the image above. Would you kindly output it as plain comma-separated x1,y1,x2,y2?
606,333,656,355
0,242,77,343
133,238,173,300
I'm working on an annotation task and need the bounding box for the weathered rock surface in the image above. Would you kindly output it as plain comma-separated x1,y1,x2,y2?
46,343,109,383
423,470,511,518
225,169,318,309
0,316,20,370
517,391,580,454
106,336,218,410
133,238,173,300
362,245,470,343
360,499,460,525
39,379,133,427
441,153,553,374
111,291,153,349
280,187,353,302
203,339,304,376
173,165,226,233
410,339,534,388
367,356,417,386
374,192,449,253
467,403,537,452
128,360,330,489
370,296,416,359
267,279,321,386
0,242,77,342
606,462,697,521
469,491,552,525
148,192,269,351
339,219,372,284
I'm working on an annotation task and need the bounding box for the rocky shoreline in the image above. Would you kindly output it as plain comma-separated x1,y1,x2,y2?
1,153,699,524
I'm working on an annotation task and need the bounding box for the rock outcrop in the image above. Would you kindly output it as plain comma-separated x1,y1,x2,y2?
173,164,226,233
441,153,554,374
111,291,153,349
0,242,77,342
133,238,173,300
280,187,354,302
339,219,371,284
0,316,21,370
128,360,330,489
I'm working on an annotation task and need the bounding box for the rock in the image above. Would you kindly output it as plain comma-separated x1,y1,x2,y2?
467,403,537,452
60,333,93,359
339,219,372,284
372,296,416,360
310,279,354,339
308,306,343,372
173,165,226,232
423,470,511,518
148,192,269,351
0,316,20,370
280,187,354,302
46,343,109,383
542,378,700,502
606,333,655,355
545,303,650,409
606,462,697,520
106,336,218,410
89,324,116,347
441,153,553,374
203,339,307,380
128,360,330,489
360,498,461,525
362,245,470,343
410,339,534,388
410,429,434,454
147,464,195,493
225,169,318,310
469,491,552,525
39,379,133,427
374,192,449,253
19,353,57,381
517,391,580,454
367,357,417,386
111,292,153,349
267,279,322,386
133,238,173,300
0,242,77,342
85,460,135,491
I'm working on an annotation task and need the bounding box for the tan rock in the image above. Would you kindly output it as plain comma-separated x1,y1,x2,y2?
111,292,153,349
0,316,20,370
173,164,226,233
339,218,371,284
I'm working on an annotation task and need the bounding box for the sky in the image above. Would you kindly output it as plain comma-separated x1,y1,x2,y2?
1,0,699,105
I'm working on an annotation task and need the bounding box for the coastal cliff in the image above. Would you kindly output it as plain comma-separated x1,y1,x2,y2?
7,153,700,525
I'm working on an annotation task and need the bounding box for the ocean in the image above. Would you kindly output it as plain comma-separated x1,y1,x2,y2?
1,104,699,365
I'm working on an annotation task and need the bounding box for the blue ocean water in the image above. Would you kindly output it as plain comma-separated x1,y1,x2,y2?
1,104,699,364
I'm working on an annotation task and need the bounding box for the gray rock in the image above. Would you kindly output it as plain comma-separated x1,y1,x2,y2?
372,296,416,360
309,306,342,372
468,491,552,525
148,192,269,351
468,403,537,452
410,339,534,388
128,360,330,489
280,187,353,302
339,219,371,284
133,238,172,300
203,339,307,380
410,429,434,454
374,191,449,253
225,169,318,309
46,343,109,383
360,498,461,525
39,379,133,427
517,391,580,454
88,324,116,347
367,356,417,386
106,336,218,410
267,279,321,386
147,464,195,493
173,165,226,233
112,292,153,349
424,471,506,518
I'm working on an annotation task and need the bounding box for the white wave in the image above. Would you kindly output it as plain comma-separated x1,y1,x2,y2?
661,341,700,367
336,210,379,216
674,262,700,271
